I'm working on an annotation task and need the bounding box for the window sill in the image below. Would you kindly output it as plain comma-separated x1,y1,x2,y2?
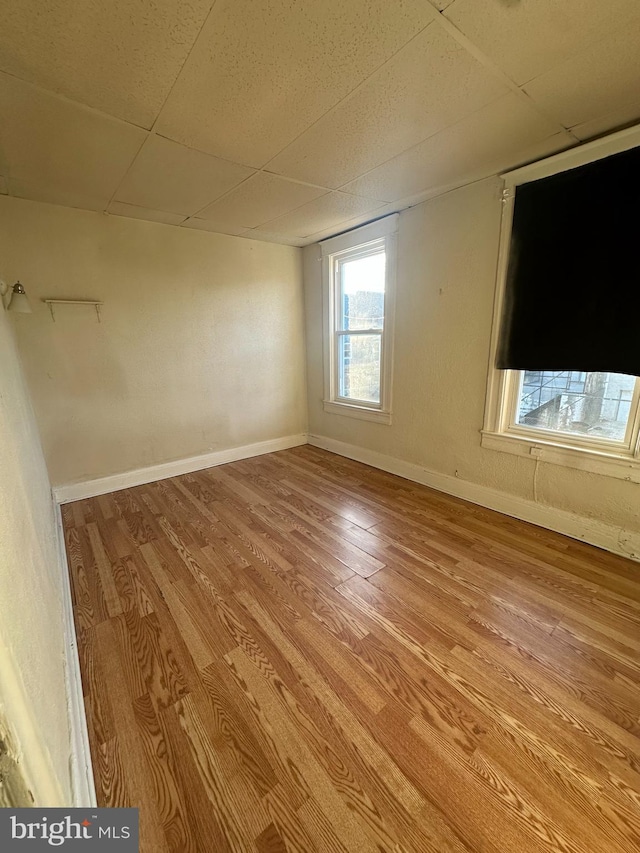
323,400,392,424
481,430,640,483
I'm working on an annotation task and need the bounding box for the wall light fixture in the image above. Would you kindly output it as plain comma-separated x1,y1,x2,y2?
0,280,32,313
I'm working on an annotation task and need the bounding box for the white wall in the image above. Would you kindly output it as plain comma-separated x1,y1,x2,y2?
0,306,72,804
0,196,308,487
304,177,640,546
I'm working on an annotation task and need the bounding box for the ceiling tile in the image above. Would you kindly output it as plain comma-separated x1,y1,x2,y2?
0,0,215,128
305,206,397,244
198,172,328,229
267,24,508,188
256,192,384,238
155,0,435,167
0,175,7,194
113,135,255,216
523,24,640,131
241,229,306,247
444,0,640,86
0,73,146,205
7,177,109,212
433,0,455,9
343,93,570,202
571,104,640,142
180,218,250,237
107,201,187,226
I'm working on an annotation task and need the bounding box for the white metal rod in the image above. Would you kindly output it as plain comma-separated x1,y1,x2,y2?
42,299,103,305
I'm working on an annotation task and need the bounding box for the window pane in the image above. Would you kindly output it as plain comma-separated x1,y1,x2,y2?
340,251,385,330
338,334,381,403
516,370,636,441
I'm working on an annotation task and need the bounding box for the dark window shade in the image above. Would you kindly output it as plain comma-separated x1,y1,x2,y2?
496,144,640,377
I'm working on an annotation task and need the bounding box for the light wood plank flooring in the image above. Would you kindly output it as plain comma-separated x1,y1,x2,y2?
62,445,640,852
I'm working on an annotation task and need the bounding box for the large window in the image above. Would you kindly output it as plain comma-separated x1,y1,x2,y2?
484,366,640,479
492,367,640,454
321,216,397,423
483,126,640,481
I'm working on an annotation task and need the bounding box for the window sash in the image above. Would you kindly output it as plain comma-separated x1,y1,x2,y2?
336,249,385,333
334,329,383,406
502,369,640,456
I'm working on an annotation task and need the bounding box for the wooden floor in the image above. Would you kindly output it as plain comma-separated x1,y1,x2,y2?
62,446,640,853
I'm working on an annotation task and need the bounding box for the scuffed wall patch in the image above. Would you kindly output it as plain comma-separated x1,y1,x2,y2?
0,722,34,807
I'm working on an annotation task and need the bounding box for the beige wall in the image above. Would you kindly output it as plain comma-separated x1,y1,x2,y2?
304,177,640,536
0,196,307,487
0,173,636,810
0,307,71,804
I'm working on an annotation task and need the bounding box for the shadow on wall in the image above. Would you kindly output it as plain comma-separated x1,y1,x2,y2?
0,720,34,807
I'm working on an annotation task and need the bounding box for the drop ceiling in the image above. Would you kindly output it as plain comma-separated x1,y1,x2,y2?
0,0,638,246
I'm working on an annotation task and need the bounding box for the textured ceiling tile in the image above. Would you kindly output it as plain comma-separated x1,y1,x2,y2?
305,206,397,243
114,135,255,216
256,192,384,238
444,0,640,86
241,229,306,247
523,25,640,130
0,73,146,203
198,172,328,229
571,104,640,142
155,0,435,167
8,177,110,212
0,0,215,127
432,0,455,9
267,25,507,188
343,93,570,202
107,201,187,226
180,218,251,237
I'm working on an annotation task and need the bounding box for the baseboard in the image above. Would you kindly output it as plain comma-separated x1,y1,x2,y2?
54,503,97,807
53,433,308,504
308,434,640,563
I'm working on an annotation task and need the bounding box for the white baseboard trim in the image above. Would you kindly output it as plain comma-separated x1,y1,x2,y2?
308,434,640,563
53,434,309,504
54,502,97,807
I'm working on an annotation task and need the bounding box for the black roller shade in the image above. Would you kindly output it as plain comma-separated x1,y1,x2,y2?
496,144,640,377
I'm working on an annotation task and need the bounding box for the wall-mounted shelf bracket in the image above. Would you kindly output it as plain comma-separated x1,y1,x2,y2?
42,299,104,322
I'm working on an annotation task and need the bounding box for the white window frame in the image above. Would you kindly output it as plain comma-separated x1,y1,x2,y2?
482,124,640,484
321,215,398,424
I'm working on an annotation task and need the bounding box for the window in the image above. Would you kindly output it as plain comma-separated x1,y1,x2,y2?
321,216,397,423
515,371,637,443
483,125,640,482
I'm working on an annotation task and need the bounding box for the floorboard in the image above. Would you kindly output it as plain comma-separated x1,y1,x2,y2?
62,446,640,853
